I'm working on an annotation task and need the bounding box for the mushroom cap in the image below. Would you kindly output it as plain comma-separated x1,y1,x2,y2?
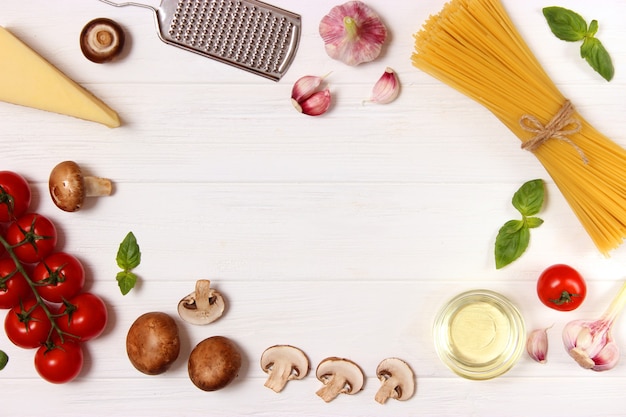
49,161,85,212
80,18,125,63
125,312,180,375
375,357,415,403
188,336,242,391
260,345,310,392
316,356,364,400
177,279,225,325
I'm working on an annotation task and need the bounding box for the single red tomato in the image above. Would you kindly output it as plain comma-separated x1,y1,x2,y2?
0,171,31,222
32,252,85,303
0,258,33,309
0,224,6,257
57,292,108,342
5,213,57,264
34,338,83,384
4,299,53,348
537,264,587,311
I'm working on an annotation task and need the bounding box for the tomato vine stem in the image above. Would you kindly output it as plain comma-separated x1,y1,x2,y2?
0,234,74,345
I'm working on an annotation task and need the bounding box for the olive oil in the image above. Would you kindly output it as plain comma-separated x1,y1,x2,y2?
433,290,525,380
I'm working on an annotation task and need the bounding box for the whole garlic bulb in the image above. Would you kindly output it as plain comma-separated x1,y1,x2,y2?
319,1,388,66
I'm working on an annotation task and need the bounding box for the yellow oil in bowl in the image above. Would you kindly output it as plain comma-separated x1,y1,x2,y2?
433,289,525,380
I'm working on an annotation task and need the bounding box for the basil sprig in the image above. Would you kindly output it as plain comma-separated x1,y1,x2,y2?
543,6,614,81
495,179,545,269
116,231,141,295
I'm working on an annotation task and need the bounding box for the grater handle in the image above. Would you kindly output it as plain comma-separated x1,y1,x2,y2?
97,0,157,12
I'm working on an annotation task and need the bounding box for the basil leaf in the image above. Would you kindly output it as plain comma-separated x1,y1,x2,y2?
495,220,530,269
0,350,8,370
587,19,598,37
116,231,141,270
116,271,137,296
115,232,141,295
543,6,587,42
581,37,614,81
512,179,544,217
526,217,545,229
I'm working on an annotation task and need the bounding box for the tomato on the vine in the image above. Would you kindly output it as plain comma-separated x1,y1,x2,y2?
0,258,32,309
4,299,53,348
537,264,587,311
32,252,85,303
0,171,31,222
56,292,107,342
34,338,83,384
5,213,57,264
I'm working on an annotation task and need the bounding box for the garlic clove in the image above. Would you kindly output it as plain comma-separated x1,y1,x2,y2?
365,67,400,104
590,342,620,371
526,328,549,363
293,89,331,116
291,74,325,103
319,1,388,66
291,74,332,116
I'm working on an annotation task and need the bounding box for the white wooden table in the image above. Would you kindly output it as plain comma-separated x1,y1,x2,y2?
2,0,626,415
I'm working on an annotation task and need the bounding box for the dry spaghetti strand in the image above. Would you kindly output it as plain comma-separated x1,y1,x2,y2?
412,0,626,255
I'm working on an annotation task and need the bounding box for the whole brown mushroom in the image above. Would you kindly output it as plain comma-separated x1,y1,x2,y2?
188,336,242,391
49,161,112,212
126,312,180,375
80,18,125,63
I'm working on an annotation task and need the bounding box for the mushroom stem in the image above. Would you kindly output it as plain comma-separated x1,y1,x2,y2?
264,363,294,392
194,279,215,311
375,382,399,404
316,376,349,402
84,176,112,197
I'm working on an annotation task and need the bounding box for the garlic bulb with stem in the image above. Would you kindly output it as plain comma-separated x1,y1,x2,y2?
319,1,387,66
562,281,626,371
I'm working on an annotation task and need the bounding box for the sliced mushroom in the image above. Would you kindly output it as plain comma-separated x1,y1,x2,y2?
177,279,225,325
315,357,364,402
374,357,415,404
260,345,309,392
49,161,112,212
80,18,125,63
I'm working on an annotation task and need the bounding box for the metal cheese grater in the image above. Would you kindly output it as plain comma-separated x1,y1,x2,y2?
98,0,301,81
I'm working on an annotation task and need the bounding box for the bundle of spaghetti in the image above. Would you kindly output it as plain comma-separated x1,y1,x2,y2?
411,0,626,255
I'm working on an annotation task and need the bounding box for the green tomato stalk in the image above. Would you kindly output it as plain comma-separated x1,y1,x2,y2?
0,234,73,347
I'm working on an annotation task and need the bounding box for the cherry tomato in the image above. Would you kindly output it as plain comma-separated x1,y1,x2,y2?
32,252,85,303
0,171,31,222
0,258,32,309
537,264,587,311
57,292,107,342
34,338,83,384
5,213,57,264
4,299,53,348
0,224,6,257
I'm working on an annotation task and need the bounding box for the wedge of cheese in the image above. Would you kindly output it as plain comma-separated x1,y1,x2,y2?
0,26,120,128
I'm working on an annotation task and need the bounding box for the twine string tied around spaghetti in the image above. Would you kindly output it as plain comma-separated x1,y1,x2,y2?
519,100,588,164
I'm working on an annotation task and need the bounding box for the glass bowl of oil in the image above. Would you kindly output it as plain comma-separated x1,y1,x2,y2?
433,289,525,380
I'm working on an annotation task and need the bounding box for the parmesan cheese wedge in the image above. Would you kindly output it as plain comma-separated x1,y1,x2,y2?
0,26,120,128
